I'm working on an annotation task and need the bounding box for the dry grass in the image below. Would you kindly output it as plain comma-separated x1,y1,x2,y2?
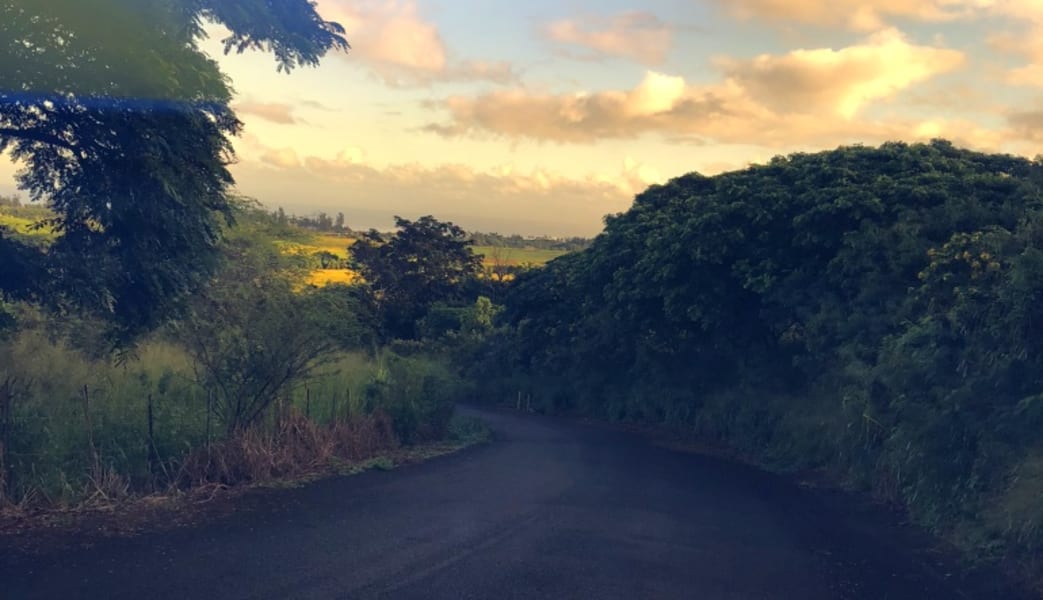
176,410,397,488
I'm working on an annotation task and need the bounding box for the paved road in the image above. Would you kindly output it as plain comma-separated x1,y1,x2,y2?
0,407,1029,599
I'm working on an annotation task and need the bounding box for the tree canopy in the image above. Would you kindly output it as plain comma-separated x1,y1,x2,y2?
0,0,348,343
350,216,483,340
476,140,1043,557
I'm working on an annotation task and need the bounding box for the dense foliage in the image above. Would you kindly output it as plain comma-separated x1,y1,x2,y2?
351,216,483,340
0,0,347,343
476,140,1043,561
469,231,591,252
0,207,465,506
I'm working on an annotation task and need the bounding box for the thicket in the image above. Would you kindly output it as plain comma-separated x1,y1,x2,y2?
0,208,474,509
473,140,1043,570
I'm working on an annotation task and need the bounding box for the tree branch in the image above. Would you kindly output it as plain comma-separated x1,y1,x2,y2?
0,127,76,151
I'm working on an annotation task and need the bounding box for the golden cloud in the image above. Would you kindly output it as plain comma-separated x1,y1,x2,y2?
718,29,964,118
719,0,986,31
233,101,299,125
544,11,674,66
259,146,302,169
316,0,517,86
423,32,964,146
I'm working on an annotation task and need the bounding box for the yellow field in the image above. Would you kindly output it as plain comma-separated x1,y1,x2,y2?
278,234,355,259
306,269,358,287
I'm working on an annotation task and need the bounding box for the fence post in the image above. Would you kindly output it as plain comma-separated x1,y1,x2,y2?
305,385,311,421
147,393,157,480
0,378,12,503
331,390,338,426
82,385,98,471
205,388,212,453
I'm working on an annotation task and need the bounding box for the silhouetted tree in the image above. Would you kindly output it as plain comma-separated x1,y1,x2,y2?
0,0,349,343
351,216,482,339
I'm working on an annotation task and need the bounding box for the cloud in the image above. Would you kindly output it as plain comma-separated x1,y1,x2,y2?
1008,110,1043,142
543,11,673,66
316,0,517,86
1006,63,1043,87
718,0,987,31
301,99,336,111
232,145,668,235
234,101,299,124
259,146,302,169
423,31,963,146
718,29,964,118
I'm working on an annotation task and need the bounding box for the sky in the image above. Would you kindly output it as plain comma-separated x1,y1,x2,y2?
5,0,1043,236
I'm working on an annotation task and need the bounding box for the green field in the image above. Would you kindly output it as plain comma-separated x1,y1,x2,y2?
0,212,42,234
472,246,565,266
0,211,55,242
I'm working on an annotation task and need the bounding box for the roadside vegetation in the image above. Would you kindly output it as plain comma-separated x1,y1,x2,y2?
3,1,1040,591
471,140,1043,587
0,0,510,517
0,204,492,511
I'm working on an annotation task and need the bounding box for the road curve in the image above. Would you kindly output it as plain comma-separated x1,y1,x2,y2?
0,407,1028,599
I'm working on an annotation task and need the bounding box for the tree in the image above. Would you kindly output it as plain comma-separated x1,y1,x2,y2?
175,211,373,433
0,0,348,343
350,216,483,339
475,140,1043,562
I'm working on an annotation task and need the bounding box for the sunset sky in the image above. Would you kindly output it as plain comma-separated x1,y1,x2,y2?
5,0,1043,235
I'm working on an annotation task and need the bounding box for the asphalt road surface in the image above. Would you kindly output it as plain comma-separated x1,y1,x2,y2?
0,407,1030,599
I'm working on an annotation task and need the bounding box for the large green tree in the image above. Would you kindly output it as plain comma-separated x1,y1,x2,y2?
476,141,1043,556
350,216,483,340
0,0,348,342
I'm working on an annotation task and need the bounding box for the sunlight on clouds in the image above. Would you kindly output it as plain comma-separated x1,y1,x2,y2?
626,72,686,116
233,101,299,125
319,0,445,70
720,29,964,118
424,31,962,147
544,12,673,66
315,0,516,86
721,0,990,30
260,147,302,169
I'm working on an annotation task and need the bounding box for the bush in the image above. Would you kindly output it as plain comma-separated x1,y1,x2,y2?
364,353,462,444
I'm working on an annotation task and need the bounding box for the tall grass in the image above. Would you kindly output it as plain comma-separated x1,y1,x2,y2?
0,329,459,509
